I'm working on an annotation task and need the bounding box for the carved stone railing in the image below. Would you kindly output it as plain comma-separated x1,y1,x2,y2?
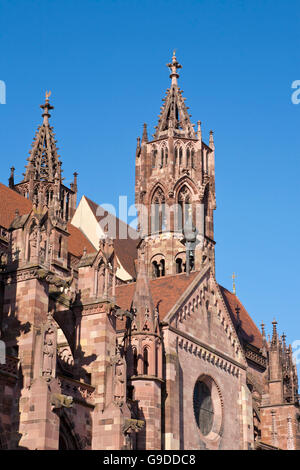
57,375,95,407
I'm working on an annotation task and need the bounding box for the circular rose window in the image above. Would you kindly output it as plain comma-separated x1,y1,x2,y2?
193,376,223,440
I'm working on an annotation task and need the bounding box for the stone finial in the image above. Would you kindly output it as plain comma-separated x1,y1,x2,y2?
40,91,54,125
209,130,215,150
197,120,202,141
142,123,148,143
261,321,266,338
166,50,182,86
9,166,15,188
271,318,278,346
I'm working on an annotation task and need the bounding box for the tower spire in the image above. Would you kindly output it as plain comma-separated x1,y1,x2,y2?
23,91,60,183
154,52,195,139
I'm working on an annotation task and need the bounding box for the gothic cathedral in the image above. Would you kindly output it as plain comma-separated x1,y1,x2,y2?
0,54,298,450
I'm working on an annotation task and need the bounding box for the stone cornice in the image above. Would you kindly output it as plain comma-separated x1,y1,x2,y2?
167,324,246,373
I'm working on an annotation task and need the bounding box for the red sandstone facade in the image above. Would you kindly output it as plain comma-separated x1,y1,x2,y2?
0,54,299,450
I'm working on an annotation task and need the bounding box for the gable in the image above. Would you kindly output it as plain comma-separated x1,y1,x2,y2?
72,195,139,280
165,268,246,366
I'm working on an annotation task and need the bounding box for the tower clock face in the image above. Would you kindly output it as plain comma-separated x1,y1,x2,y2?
193,381,214,436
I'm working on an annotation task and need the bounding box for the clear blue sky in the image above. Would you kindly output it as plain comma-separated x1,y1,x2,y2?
0,0,299,352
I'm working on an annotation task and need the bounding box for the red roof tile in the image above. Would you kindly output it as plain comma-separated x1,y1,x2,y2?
115,271,199,322
0,183,32,228
116,273,263,351
218,285,263,350
67,223,96,258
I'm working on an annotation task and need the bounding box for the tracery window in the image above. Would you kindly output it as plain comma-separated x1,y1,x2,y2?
186,148,190,166
193,381,214,436
143,348,149,375
179,147,183,165
151,187,165,233
152,147,157,168
177,185,192,231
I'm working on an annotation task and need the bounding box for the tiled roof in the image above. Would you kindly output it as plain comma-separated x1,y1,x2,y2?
0,183,32,228
67,223,96,258
116,272,263,351
85,196,139,278
115,271,199,323
218,285,263,350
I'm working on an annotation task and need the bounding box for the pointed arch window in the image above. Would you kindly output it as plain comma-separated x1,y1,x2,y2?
151,188,165,234
133,348,138,376
186,148,190,167
165,147,168,166
177,185,192,231
179,147,183,165
143,348,149,375
191,149,195,168
152,147,157,168
58,236,62,258
175,147,178,166
160,148,164,168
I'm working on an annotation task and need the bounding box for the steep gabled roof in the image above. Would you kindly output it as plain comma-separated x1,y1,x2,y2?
116,271,199,323
218,285,263,350
115,271,263,352
84,196,139,278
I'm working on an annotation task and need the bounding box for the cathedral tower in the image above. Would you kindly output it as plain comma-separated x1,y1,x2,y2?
135,52,216,279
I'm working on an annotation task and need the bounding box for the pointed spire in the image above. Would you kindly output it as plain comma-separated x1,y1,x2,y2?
142,123,148,143
197,120,202,141
153,53,195,140
271,319,278,347
23,92,61,184
131,243,155,332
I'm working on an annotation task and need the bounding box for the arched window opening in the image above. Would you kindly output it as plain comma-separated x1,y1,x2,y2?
133,349,138,376
191,149,195,168
143,348,149,375
165,147,168,166
193,381,214,436
152,148,157,168
177,186,192,231
160,148,164,168
151,188,165,234
176,258,183,274
175,147,178,166
66,193,70,221
58,236,62,259
33,187,38,205
179,147,183,165
186,148,190,167
160,259,165,277
152,261,160,278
